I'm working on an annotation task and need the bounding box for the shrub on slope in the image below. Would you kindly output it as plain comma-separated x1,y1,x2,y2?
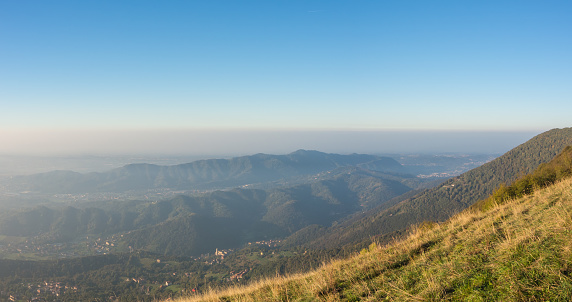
474,145,572,211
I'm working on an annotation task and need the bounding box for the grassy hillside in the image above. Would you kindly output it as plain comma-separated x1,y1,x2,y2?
290,127,572,249
177,170,572,301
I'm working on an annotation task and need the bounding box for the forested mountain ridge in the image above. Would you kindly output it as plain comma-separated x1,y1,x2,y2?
4,150,407,194
285,127,572,249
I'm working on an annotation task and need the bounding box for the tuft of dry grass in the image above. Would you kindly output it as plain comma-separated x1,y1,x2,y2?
175,177,572,302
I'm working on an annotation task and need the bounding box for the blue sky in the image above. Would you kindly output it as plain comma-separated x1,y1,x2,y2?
1,1,571,155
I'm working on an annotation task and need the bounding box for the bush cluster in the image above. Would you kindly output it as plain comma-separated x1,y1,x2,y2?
476,146,572,211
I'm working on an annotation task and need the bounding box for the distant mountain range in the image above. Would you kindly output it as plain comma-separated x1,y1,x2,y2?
4,150,407,194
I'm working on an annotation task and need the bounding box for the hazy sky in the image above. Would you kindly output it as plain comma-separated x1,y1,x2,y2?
1,1,570,155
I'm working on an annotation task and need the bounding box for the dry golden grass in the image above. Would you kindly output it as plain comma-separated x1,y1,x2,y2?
175,177,572,302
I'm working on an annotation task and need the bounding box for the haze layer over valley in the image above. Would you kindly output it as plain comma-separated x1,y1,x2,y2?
0,149,489,257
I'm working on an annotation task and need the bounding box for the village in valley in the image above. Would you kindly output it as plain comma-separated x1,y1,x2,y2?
0,237,290,301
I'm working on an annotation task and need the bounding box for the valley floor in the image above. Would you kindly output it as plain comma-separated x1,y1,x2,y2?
176,176,572,301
